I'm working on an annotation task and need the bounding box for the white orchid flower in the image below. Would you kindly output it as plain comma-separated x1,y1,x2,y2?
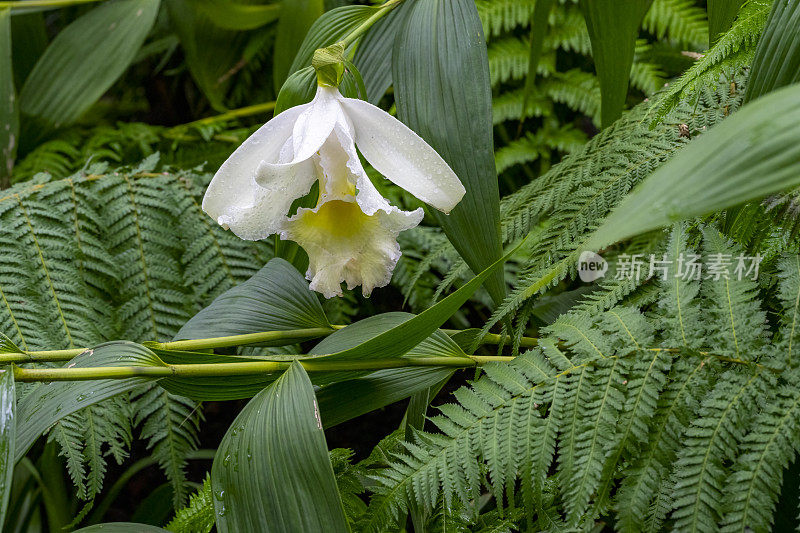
202,85,466,298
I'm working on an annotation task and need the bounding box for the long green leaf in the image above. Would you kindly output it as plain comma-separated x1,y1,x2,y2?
0,8,16,185
579,0,653,128
287,5,376,76
744,0,800,102
352,2,409,104
708,0,746,43
74,523,169,532
521,0,554,117
14,342,164,462
19,0,160,136
166,0,249,111
212,362,349,532
195,0,280,30
0,368,14,526
273,0,324,93
173,258,332,343
309,241,518,361
584,82,800,251
316,367,453,429
393,0,505,305
158,313,463,400
160,248,512,400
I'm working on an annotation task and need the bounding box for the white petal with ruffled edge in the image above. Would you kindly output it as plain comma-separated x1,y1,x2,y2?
280,124,423,297
338,96,465,213
282,200,422,298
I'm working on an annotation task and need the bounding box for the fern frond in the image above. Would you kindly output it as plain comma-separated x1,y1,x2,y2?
647,0,770,125
495,126,586,175
776,254,800,364
476,0,533,39
133,385,201,508
364,349,569,531
701,228,768,359
669,369,771,532
719,379,800,533
614,355,711,532
642,0,708,48
166,474,215,533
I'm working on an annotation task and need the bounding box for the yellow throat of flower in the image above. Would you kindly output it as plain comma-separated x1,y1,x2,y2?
294,199,374,240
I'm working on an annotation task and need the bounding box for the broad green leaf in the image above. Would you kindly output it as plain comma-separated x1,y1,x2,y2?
584,82,800,251
308,311,464,386
394,0,505,305
708,0,746,43
162,251,512,401
744,0,800,102
212,362,349,533
196,0,281,30
166,0,264,111
156,350,282,401
0,8,17,184
273,0,324,93
521,0,555,116
159,312,464,400
19,0,160,136
352,2,409,104
0,368,14,526
579,0,653,128
10,12,47,86
14,342,164,462
316,367,453,428
287,5,377,76
74,523,169,532
308,242,518,362
173,258,333,344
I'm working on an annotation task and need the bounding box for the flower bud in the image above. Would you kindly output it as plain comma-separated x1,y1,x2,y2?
312,43,346,87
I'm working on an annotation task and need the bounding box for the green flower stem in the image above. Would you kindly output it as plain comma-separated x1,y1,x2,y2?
148,327,338,351
0,327,540,364
12,355,510,382
340,0,404,49
0,0,101,8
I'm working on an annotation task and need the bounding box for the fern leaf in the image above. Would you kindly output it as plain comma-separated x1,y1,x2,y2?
166,474,215,533
719,379,800,533
614,356,711,532
776,254,800,364
701,228,768,359
133,385,201,508
669,369,770,532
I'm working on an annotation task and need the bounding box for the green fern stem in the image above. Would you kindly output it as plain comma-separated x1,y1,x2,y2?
11,354,516,382
0,327,540,364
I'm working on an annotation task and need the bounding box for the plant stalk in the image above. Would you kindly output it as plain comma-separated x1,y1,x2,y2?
0,0,102,8
0,327,540,364
12,355,515,382
340,0,403,49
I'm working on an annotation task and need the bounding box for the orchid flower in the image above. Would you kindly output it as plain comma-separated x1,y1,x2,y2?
202,85,466,298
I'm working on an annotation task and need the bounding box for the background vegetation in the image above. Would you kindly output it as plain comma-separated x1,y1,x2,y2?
1,0,800,531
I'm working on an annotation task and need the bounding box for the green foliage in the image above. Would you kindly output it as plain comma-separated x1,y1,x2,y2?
166,474,215,533
0,167,268,510
648,0,771,125
363,226,800,532
5,1,800,531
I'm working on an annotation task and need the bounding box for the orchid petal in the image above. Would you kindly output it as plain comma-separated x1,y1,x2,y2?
202,104,309,238
291,86,349,163
338,96,466,213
